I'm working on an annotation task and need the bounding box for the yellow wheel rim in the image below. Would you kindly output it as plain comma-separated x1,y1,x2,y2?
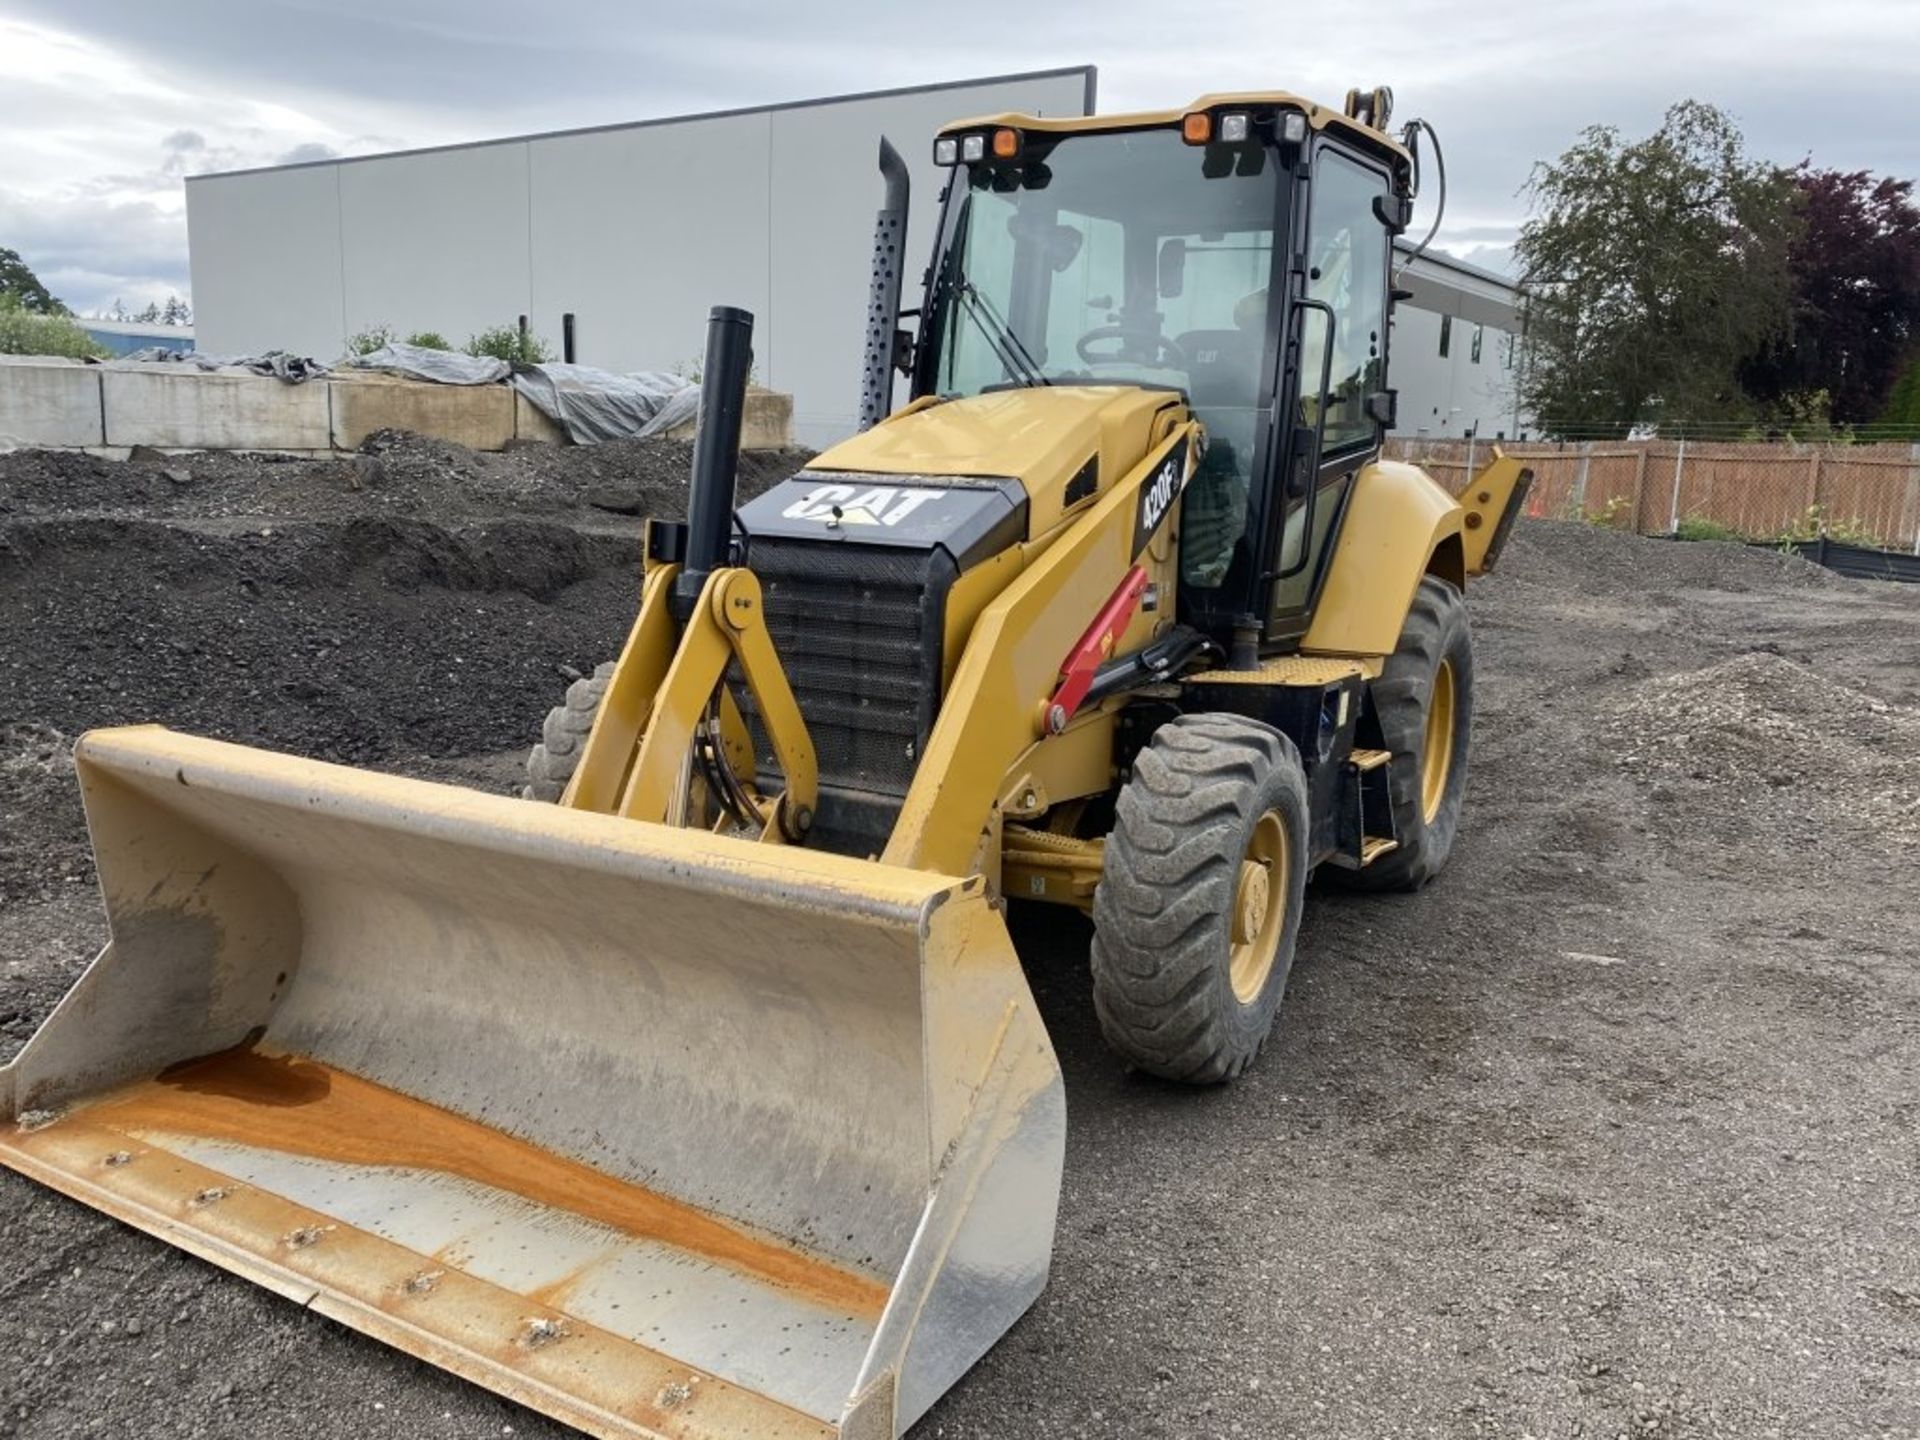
1421,657,1457,824
1229,809,1289,1004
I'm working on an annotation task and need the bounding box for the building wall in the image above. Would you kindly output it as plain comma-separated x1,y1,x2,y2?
1388,306,1525,440
1387,244,1527,440
187,69,1095,447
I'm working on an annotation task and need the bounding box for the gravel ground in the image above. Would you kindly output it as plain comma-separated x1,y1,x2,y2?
2,441,1919,1439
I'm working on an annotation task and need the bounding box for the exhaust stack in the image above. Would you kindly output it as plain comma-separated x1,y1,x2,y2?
678,304,755,616
857,138,911,432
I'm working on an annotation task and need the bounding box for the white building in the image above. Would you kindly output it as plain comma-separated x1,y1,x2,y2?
186,70,1095,446
185,70,1525,446
1390,242,1527,440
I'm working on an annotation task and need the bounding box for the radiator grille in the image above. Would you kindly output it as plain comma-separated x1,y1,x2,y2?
740,540,951,799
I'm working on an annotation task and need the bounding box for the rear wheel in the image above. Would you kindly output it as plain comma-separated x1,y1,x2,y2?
1346,575,1472,890
523,661,615,801
1090,713,1310,1084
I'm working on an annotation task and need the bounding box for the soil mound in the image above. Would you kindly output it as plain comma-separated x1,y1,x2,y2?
1497,520,1842,595
1601,650,1920,850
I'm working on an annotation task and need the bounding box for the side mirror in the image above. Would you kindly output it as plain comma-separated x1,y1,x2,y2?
1365,389,1398,428
1373,193,1413,234
1158,237,1187,299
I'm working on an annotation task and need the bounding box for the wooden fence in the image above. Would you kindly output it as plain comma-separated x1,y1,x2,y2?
1384,438,1920,554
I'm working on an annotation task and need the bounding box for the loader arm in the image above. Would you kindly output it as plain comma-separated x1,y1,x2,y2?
882,423,1200,877
567,560,818,840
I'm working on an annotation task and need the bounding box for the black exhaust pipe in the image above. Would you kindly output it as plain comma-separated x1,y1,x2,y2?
676,305,755,618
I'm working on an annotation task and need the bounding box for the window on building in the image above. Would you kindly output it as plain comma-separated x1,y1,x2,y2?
1438,314,1451,358
1470,324,1484,365
1503,331,1515,369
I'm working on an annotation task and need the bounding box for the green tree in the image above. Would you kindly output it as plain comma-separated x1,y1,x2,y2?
1881,353,1920,429
0,294,108,359
0,246,64,314
1516,101,1798,438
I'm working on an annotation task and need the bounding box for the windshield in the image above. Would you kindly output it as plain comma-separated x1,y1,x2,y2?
927,127,1282,587
930,127,1282,394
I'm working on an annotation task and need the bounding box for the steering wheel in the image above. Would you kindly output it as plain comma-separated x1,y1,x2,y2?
1076,325,1190,370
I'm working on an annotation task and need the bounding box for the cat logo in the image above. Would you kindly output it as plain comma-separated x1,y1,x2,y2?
781,484,944,528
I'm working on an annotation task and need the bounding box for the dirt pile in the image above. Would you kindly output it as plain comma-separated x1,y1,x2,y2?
1493,519,1842,596
0,431,820,910
1601,650,1920,851
0,431,808,524
0,724,84,908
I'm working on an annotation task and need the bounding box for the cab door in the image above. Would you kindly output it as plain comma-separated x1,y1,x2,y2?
1263,144,1395,640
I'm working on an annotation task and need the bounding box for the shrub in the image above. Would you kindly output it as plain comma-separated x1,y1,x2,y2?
1582,495,1633,528
0,294,108,359
403,330,452,351
345,323,393,356
465,324,553,365
1779,504,1886,549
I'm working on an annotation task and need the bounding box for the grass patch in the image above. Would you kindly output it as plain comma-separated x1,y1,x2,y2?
1675,515,1745,543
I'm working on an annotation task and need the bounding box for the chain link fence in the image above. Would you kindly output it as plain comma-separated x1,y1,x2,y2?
1386,437,1920,554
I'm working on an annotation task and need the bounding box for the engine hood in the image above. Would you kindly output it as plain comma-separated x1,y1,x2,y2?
819,382,1179,479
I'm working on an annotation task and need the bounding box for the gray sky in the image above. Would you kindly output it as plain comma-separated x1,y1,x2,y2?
3,0,1916,316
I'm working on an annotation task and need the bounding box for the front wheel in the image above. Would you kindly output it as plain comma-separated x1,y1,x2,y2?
522,661,614,801
1089,713,1311,1084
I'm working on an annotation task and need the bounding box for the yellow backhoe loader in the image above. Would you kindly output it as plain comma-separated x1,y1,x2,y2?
0,87,1527,1438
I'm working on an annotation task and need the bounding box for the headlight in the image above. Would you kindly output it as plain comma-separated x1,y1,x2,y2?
1219,112,1251,143
933,136,959,166
961,134,986,163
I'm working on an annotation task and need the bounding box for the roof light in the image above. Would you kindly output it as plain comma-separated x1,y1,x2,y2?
1181,112,1212,145
1279,112,1308,146
992,127,1020,159
1219,112,1250,144
934,136,959,166
961,133,986,163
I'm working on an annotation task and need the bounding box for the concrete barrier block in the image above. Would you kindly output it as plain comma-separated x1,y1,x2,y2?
330,373,515,451
102,368,332,451
513,392,570,445
513,386,792,450
0,362,105,447
663,388,794,451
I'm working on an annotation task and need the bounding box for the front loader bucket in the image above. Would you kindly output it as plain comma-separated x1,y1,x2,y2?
0,727,1064,1439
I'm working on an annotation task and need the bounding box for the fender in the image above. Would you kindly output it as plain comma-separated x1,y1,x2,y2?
1300,459,1465,658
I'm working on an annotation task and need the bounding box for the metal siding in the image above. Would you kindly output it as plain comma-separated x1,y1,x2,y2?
187,73,1090,424
186,167,345,357
337,144,534,351
527,111,774,378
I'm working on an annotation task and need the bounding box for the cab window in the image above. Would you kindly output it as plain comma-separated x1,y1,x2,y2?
1297,151,1388,452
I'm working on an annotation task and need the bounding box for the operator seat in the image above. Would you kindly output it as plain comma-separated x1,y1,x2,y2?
1176,291,1268,587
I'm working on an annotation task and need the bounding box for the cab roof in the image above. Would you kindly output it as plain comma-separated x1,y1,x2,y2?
936,91,1413,172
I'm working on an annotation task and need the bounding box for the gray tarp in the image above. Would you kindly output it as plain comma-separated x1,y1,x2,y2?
509,364,699,445
352,345,697,444
347,343,509,385
106,349,330,383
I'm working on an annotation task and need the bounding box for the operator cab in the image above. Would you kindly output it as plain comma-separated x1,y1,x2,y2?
911,95,1411,653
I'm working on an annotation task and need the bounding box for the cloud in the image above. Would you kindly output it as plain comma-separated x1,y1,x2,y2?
2,0,1916,310
277,142,340,167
